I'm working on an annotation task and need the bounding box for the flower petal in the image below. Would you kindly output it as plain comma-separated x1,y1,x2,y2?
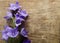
4,16,10,20
16,19,21,24
8,28,19,38
4,12,12,20
2,30,9,40
20,10,28,18
20,28,28,37
15,18,21,26
7,30,19,38
7,12,12,18
8,2,21,10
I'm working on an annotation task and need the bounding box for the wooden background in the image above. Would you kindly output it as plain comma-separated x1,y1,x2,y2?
0,0,60,43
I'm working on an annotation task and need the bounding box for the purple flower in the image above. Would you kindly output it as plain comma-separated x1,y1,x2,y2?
16,19,21,24
7,27,19,38
15,13,20,18
2,30,9,40
20,15,25,19
19,10,28,18
15,13,25,20
15,14,24,26
20,28,28,37
15,18,21,26
2,25,12,40
23,39,31,43
2,26,19,40
8,2,21,10
4,12,12,20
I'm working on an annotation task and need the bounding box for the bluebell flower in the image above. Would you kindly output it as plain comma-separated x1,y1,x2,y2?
2,30,9,40
4,12,12,20
8,2,21,10
23,39,31,43
15,17,21,26
1,25,11,40
20,28,28,37
15,13,24,26
15,13,25,20
2,25,19,40
18,10,28,18
7,27,19,38
3,1,30,43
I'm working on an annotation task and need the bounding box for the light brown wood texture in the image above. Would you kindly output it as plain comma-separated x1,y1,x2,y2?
0,0,60,43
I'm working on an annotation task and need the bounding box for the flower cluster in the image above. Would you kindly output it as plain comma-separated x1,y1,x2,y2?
2,2,31,43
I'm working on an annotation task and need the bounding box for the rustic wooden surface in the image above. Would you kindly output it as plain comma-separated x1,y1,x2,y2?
0,0,60,43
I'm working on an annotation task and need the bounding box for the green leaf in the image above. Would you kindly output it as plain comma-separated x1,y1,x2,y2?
7,18,15,28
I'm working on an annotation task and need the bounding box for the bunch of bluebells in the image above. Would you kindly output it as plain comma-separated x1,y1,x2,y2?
1,2,31,43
